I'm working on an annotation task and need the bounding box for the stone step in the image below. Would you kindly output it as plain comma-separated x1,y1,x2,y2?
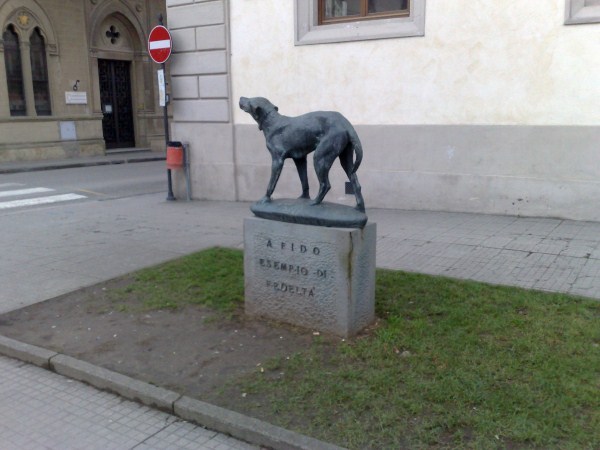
105,147,153,155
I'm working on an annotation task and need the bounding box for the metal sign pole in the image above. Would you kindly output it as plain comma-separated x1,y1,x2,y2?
157,14,176,201
163,60,175,202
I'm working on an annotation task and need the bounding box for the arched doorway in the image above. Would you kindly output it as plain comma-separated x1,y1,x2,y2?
90,11,141,149
98,57,134,148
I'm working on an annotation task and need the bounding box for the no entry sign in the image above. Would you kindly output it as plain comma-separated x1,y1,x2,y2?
148,25,172,64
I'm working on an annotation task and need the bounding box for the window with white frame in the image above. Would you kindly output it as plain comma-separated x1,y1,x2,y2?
565,0,600,24
319,0,409,24
295,0,425,45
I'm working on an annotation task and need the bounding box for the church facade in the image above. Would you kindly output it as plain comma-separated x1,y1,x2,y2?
0,0,167,162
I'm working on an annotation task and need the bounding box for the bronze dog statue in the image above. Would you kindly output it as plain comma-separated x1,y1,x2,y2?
239,96,365,212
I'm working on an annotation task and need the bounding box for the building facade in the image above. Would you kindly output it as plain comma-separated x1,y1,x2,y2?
166,0,600,221
0,0,167,162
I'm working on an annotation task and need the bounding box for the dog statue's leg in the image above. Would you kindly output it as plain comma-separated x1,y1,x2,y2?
311,143,338,206
350,173,365,212
293,157,310,199
260,157,284,203
340,146,365,212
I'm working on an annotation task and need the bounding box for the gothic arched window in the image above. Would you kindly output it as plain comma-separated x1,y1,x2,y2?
2,25,26,116
30,27,51,116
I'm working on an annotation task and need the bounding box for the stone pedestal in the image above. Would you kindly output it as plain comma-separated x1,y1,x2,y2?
244,217,376,337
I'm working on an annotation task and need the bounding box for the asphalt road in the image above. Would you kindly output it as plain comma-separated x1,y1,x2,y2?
0,161,165,211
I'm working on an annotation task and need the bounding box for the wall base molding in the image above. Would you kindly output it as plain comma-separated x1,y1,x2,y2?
231,124,600,221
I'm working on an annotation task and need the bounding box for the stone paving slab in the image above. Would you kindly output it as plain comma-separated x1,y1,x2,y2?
373,209,600,298
0,356,258,450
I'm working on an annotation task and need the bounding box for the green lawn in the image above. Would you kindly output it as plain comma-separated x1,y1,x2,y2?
118,248,600,449
115,247,244,313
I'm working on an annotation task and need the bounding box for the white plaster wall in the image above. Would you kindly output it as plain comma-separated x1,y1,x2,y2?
166,0,600,220
230,0,600,126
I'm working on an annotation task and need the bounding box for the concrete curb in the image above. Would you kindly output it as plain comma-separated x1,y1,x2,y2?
0,335,57,369
175,396,343,450
0,155,165,174
49,354,180,413
0,334,346,450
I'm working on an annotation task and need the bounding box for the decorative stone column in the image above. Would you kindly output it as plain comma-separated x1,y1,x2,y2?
18,40,35,116
0,43,10,117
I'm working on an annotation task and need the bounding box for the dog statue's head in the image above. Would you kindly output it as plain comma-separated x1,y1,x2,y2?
239,97,278,131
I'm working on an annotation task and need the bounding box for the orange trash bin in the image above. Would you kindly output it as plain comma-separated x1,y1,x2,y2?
166,141,184,169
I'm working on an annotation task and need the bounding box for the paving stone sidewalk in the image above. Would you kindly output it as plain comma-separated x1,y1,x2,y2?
0,356,258,450
374,209,600,298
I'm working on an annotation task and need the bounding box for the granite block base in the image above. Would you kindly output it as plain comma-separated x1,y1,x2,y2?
244,217,376,337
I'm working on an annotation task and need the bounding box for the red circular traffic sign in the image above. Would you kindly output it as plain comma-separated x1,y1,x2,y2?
148,25,172,64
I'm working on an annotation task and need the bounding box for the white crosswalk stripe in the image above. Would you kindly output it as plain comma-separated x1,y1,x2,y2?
0,194,87,210
0,187,53,198
0,185,87,210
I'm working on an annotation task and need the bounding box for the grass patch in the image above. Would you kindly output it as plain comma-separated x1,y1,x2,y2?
254,270,599,449
113,248,599,448
113,247,244,313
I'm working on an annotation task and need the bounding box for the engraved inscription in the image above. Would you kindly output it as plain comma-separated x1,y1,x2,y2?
266,239,321,255
256,235,332,301
259,258,309,276
266,280,315,297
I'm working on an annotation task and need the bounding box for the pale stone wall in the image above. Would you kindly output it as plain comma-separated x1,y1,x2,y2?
167,0,235,200
0,0,99,161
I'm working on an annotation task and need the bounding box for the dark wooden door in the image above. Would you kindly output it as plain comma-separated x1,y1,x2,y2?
98,59,135,149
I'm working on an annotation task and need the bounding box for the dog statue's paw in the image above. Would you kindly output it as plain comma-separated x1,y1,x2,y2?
258,195,272,204
298,193,310,200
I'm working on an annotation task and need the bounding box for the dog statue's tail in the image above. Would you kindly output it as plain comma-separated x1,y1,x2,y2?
349,127,363,174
